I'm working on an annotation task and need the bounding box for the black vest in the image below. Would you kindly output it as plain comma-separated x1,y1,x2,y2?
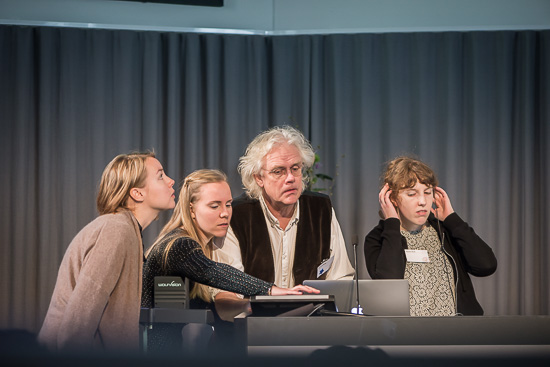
230,191,332,284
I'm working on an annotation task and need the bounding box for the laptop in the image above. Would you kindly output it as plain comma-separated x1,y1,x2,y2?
249,294,337,317
303,279,410,316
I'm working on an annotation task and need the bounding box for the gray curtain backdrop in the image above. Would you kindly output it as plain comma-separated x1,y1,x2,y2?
1,25,548,332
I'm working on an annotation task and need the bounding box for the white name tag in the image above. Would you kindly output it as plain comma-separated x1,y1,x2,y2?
317,256,334,277
405,249,430,263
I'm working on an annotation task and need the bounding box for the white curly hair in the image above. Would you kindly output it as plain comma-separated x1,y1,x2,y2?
238,125,316,199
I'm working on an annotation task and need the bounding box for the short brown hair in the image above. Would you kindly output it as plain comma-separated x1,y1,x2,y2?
96,152,156,215
383,156,438,204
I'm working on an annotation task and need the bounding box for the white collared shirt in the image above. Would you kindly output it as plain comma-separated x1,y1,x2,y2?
212,195,355,290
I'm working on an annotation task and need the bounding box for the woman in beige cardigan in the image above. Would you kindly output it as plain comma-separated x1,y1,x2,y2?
38,152,175,352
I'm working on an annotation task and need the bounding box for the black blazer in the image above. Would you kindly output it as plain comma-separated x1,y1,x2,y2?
364,212,497,315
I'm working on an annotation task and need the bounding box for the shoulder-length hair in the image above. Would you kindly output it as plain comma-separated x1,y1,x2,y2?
147,169,228,302
382,155,438,205
96,151,156,215
239,125,315,199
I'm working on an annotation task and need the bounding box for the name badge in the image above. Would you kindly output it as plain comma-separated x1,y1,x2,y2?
405,249,430,263
317,256,334,277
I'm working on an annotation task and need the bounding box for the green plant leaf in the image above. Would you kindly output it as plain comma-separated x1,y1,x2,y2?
315,173,333,181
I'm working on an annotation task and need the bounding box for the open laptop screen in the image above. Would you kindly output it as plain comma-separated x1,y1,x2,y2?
303,279,410,316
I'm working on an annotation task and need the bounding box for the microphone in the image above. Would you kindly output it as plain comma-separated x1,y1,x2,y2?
352,235,362,315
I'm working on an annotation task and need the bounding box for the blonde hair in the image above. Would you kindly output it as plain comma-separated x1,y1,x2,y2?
96,152,156,215
239,125,315,199
147,169,228,302
382,156,438,205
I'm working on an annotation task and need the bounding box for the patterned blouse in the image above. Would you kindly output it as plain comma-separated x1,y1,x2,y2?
402,225,456,316
142,228,273,308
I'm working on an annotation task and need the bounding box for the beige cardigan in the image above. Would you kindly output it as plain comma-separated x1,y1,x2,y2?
38,210,143,352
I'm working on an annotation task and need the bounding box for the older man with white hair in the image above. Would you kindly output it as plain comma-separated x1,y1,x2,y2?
212,126,354,302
